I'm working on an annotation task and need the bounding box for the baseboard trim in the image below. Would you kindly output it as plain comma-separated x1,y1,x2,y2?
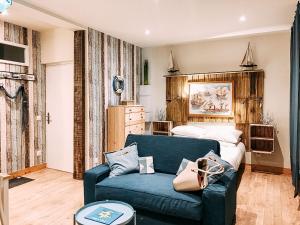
242,163,291,175
8,163,47,179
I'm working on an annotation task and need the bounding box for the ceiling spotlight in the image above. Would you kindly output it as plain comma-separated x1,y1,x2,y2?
145,29,150,36
0,0,12,14
1,9,8,16
239,15,246,22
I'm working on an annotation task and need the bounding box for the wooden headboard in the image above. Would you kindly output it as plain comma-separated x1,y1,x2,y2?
165,70,264,150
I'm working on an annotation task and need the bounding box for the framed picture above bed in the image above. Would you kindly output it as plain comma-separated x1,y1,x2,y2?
189,81,234,117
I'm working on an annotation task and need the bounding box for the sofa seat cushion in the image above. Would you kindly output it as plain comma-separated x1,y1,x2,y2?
95,173,203,221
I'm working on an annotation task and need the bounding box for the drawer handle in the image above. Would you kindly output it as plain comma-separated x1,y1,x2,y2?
141,116,144,119
129,118,132,121
129,131,132,134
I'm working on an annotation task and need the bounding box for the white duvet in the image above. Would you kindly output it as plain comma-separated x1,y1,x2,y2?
173,135,245,170
218,141,245,171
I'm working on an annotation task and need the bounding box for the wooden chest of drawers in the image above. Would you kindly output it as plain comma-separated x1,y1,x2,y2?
108,105,145,152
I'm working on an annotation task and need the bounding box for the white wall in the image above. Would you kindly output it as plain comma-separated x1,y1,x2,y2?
41,28,74,64
143,32,291,168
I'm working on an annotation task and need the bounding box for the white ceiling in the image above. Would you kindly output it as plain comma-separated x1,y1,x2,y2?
10,0,297,47
2,1,82,31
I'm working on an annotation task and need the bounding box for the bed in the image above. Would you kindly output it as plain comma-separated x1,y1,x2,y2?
171,123,246,171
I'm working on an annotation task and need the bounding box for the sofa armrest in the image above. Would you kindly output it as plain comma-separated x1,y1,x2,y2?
202,169,237,225
84,164,110,204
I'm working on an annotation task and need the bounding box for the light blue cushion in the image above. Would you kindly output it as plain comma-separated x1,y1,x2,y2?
139,156,155,174
176,158,190,175
104,143,139,177
95,173,203,221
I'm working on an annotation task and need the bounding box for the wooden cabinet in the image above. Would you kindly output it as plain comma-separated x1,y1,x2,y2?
152,121,173,136
108,105,145,152
249,124,275,154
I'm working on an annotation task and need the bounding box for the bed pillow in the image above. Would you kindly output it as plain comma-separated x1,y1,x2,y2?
105,143,139,177
171,125,206,138
205,128,243,144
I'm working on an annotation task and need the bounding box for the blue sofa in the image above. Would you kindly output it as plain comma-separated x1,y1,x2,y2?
84,135,237,225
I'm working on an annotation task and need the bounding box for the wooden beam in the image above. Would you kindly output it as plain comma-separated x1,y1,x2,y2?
8,163,47,179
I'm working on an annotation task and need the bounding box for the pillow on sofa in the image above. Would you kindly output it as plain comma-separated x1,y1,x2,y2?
139,156,155,174
176,158,190,176
204,151,234,184
105,143,139,177
175,151,233,184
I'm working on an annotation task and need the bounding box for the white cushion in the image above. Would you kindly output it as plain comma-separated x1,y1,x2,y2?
171,125,206,138
205,128,243,144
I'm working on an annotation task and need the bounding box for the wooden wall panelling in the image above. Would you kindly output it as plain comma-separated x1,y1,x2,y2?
84,28,142,171
88,28,105,168
166,70,264,150
122,42,134,101
0,80,6,173
5,79,12,173
0,21,45,174
107,35,120,106
74,30,86,179
27,29,35,167
32,30,45,165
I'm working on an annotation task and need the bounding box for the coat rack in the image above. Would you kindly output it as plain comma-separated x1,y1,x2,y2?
0,71,31,132
0,71,35,81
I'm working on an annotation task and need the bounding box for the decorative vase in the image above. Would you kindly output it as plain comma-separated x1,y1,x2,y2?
144,60,149,85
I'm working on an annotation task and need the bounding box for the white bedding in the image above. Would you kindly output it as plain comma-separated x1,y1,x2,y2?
219,141,245,171
173,135,245,170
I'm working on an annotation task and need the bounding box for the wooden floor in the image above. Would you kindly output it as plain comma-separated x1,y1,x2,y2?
9,168,300,225
10,169,83,225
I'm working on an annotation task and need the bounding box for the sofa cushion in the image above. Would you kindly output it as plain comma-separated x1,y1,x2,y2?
95,173,203,221
125,134,220,174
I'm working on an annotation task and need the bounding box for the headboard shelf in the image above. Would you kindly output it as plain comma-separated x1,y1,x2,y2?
163,69,264,77
165,70,265,150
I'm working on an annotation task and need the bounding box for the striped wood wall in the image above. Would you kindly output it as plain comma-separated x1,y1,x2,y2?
86,28,142,169
166,70,264,150
74,30,85,179
0,21,45,174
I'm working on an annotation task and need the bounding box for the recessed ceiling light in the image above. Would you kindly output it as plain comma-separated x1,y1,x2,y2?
145,29,150,36
1,10,8,16
239,15,246,22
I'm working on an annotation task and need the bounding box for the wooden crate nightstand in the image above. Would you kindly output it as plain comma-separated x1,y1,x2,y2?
250,124,275,154
152,121,173,136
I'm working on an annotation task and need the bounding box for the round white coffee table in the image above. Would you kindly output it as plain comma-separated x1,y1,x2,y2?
74,200,136,225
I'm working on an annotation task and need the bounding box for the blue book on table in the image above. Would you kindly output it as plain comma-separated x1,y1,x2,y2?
85,206,124,225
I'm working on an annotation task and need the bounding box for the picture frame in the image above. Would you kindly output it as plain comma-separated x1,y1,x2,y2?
188,81,234,117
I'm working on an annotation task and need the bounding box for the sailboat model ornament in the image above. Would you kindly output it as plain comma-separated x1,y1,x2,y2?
168,51,179,73
240,42,257,70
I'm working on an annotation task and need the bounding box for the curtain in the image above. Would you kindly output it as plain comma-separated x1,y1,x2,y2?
290,2,300,197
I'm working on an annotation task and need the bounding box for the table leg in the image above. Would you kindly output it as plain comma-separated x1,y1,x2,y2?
134,211,136,225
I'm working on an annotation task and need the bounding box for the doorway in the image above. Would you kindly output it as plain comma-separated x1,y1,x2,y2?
46,62,74,173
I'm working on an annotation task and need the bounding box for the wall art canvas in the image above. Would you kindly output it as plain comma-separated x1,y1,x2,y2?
189,81,234,117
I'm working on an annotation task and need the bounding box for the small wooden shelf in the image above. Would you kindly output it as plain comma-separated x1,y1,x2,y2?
250,124,275,154
250,137,274,141
152,121,173,136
